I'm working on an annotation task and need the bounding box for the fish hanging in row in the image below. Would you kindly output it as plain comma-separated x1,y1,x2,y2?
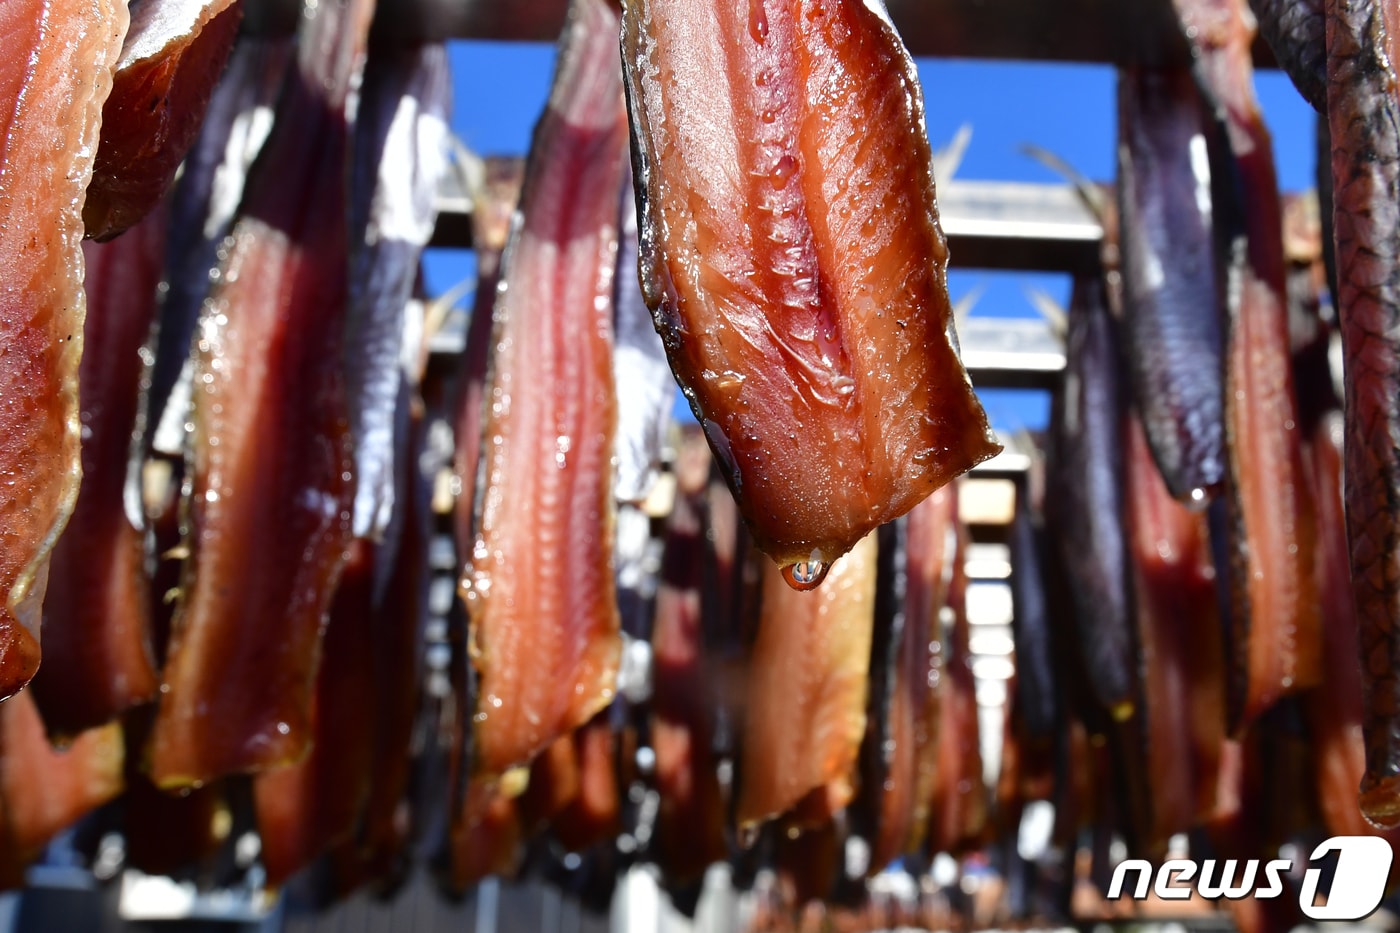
620,0,999,585
150,0,378,787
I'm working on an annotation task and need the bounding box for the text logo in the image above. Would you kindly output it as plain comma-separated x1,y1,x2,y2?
1105,836,1393,921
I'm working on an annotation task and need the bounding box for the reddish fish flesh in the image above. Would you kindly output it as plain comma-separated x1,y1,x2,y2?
253,540,376,888
620,0,998,583
1323,0,1400,828
84,0,243,240
150,0,377,787
735,532,876,834
1178,0,1321,732
0,691,123,888
0,0,129,699
1124,410,1224,848
461,0,626,777
30,208,165,737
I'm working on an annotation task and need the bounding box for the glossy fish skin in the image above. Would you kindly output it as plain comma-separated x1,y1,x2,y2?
1324,0,1400,827
621,0,999,575
30,209,165,737
143,36,292,459
347,405,431,887
650,431,727,884
1180,0,1321,733
1118,66,1225,500
612,164,676,504
1045,276,1136,718
1124,410,1224,848
0,0,128,699
1008,482,1057,743
735,532,877,833
345,42,449,544
462,0,626,778
84,0,243,240
149,0,376,787
0,692,123,888
1249,0,1326,113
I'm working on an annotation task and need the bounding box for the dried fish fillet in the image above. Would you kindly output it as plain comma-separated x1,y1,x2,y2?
0,0,129,699
735,532,876,833
150,0,377,787
462,0,626,778
30,208,164,737
621,0,999,583
85,0,243,240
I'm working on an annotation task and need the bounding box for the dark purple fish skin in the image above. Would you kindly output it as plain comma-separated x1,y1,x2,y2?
345,43,448,549
143,37,291,458
1324,0,1400,829
1118,67,1226,500
1009,485,1058,743
1250,0,1326,113
1045,276,1136,719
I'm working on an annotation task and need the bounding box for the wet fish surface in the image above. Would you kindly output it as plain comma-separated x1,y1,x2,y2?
150,0,377,787
30,208,165,737
620,0,998,582
84,0,244,240
461,0,627,777
0,0,129,698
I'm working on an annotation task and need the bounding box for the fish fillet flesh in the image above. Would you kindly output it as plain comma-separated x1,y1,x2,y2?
0,0,129,699
620,0,998,583
150,0,376,787
0,691,123,888
735,532,876,833
30,208,165,737
253,540,376,888
1124,409,1224,848
462,0,626,777
1177,0,1321,732
84,0,243,240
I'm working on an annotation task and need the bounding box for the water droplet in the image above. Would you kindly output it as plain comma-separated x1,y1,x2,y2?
771,154,797,189
748,1,768,42
832,375,855,396
760,109,776,124
276,721,290,735
715,370,745,391
782,556,828,590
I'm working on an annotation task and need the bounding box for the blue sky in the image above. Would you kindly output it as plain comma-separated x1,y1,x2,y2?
424,41,1317,432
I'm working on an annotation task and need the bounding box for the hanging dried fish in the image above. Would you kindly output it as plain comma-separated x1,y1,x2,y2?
85,0,244,239
620,0,998,586
461,0,627,778
150,0,377,787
